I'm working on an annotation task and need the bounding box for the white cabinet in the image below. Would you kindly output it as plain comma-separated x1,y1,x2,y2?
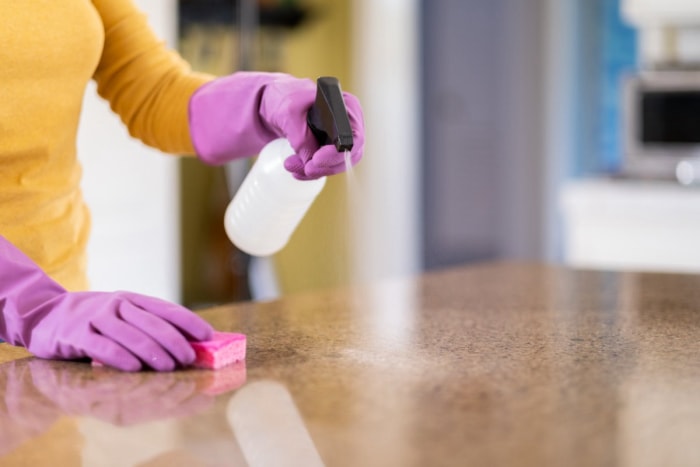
622,0,700,25
561,178,700,273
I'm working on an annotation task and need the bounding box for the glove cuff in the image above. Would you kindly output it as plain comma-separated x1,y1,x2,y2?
0,236,65,348
188,72,288,165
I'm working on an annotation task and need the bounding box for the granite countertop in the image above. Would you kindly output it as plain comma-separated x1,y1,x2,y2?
1,262,700,466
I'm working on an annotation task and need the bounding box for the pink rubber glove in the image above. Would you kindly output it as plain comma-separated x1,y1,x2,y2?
0,235,213,372
189,71,365,181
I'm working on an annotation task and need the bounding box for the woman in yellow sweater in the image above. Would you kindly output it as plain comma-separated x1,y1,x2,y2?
0,0,364,371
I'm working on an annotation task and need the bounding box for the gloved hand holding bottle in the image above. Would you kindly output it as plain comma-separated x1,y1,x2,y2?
0,235,213,372
188,71,365,180
189,72,364,256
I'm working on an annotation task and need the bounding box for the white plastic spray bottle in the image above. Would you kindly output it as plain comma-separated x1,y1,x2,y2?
223,77,354,257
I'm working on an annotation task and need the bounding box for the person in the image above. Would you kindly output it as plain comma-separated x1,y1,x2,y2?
0,1,365,371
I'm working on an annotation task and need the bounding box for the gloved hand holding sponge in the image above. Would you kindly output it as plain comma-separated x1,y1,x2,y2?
0,234,213,372
0,71,365,371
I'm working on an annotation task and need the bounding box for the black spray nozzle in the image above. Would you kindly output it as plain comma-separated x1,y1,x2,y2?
307,77,354,152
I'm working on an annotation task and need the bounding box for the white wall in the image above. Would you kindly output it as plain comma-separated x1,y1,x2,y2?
78,0,181,302
543,0,578,262
351,0,422,283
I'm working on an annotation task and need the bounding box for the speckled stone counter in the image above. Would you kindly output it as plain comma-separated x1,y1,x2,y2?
2,262,700,466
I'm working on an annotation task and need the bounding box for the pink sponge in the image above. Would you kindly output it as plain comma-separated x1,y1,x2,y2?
190,332,247,370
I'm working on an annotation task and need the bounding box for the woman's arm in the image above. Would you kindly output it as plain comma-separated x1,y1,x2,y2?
0,235,213,371
91,0,213,155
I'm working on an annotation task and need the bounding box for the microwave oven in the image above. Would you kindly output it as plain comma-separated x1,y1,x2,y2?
623,70,700,182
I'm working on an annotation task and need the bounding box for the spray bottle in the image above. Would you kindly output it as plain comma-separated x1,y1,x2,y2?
224,77,354,256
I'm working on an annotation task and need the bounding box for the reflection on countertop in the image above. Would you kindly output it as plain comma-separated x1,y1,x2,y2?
2,262,700,466
0,357,246,465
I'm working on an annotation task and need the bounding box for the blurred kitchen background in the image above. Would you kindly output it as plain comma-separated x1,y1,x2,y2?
77,0,700,308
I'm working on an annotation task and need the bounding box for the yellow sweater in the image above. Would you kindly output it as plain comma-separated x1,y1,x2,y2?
0,1,211,291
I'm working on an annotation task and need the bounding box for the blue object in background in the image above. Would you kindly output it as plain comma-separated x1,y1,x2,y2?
598,0,637,173
571,0,637,176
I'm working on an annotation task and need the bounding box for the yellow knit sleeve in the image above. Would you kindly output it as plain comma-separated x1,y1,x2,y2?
91,0,215,155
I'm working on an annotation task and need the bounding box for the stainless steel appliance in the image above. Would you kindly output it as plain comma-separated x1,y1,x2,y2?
623,70,700,181
621,0,700,183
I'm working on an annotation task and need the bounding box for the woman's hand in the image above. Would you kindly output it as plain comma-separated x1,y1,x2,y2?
189,72,365,180
0,235,213,372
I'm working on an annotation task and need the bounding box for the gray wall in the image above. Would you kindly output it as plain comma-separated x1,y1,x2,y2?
421,0,548,269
